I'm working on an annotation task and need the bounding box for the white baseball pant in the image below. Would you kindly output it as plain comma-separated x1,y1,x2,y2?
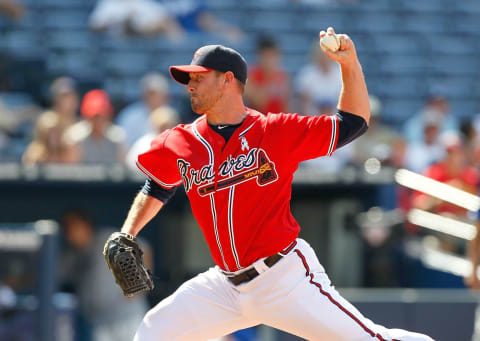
134,238,435,341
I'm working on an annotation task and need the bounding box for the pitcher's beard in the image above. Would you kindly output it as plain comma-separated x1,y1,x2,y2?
190,92,222,114
190,98,204,114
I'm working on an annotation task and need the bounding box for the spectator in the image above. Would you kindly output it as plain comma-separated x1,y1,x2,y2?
411,132,479,252
22,77,79,165
126,106,179,170
352,95,405,168
88,0,183,37
161,0,243,43
404,111,444,173
244,36,290,114
116,73,172,148
59,209,150,341
0,0,24,21
294,42,342,116
66,89,126,165
403,94,459,144
459,119,478,167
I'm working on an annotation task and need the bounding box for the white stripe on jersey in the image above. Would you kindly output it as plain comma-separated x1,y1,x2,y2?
327,115,337,156
136,160,183,188
192,120,230,271
239,121,256,137
228,184,242,270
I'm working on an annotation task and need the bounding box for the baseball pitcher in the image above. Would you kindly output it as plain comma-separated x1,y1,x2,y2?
104,27,435,341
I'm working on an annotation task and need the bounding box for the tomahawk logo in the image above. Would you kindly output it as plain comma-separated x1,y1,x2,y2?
197,149,278,196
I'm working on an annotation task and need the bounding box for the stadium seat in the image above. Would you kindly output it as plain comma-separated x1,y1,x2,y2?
397,0,447,12
400,14,450,34
377,54,426,75
369,75,423,98
103,52,151,77
245,11,295,33
46,30,96,51
454,14,480,34
422,34,476,55
449,99,479,119
371,34,424,54
42,9,89,30
379,97,424,124
296,11,345,34
4,31,43,57
428,55,479,76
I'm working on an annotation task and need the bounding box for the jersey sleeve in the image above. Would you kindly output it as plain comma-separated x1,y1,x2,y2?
136,129,182,189
267,112,339,162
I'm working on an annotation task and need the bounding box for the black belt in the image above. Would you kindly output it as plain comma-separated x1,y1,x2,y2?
226,253,283,286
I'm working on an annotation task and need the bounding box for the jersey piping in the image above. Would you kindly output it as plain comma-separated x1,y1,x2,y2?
239,121,256,137
192,119,230,272
136,160,183,188
228,184,242,269
327,115,338,156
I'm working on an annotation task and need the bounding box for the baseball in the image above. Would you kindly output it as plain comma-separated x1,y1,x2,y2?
320,34,340,52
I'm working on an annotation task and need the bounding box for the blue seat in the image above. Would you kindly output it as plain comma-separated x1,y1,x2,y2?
103,52,151,76
351,12,399,34
400,14,450,34
0,92,35,108
206,0,241,10
282,53,307,75
276,33,312,54
241,0,290,11
379,97,424,124
422,34,476,55
428,55,479,76
36,0,94,9
432,76,474,98
372,34,423,54
4,30,43,56
455,1,480,14
245,11,294,33
372,76,423,98
42,9,89,30
377,54,426,75
398,0,447,12
454,14,480,34
297,11,345,34
449,99,478,119
46,30,96,51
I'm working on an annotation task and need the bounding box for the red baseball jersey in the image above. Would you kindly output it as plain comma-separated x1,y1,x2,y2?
137,108,338,272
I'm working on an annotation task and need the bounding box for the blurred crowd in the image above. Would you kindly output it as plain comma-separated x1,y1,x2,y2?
1,33,478,266
1,33,479,185
2,32,480,232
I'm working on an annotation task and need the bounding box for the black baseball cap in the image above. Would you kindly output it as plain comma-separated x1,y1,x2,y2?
169,45,248,85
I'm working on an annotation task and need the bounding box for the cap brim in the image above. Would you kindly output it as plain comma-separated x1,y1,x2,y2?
169,65,211,85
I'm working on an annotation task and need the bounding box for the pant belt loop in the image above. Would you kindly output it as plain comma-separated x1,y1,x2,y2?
252,257,270,274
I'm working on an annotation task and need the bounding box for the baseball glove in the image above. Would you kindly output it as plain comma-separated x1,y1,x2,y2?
103,232,154,297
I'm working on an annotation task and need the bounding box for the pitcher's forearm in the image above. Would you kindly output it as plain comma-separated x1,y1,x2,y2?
338,60,370,124
121,192,163,236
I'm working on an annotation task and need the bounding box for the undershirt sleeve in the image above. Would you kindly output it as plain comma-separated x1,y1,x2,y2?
335,109,368,148
141,178,178,204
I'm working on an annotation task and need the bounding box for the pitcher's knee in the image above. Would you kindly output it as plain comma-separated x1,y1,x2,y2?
134,310,176,341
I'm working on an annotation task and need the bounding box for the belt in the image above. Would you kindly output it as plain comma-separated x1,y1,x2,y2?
226,253,283,286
